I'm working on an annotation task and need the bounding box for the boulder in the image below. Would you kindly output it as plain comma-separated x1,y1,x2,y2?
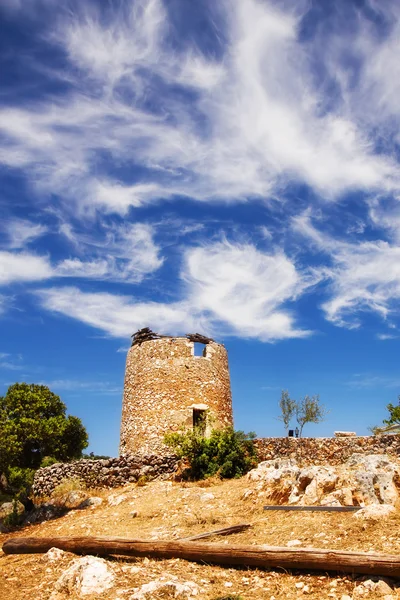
50,556,115,597
354,504,396,520
55,490,89,509
0,500,25,531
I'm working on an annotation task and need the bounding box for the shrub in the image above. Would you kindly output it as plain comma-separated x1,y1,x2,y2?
52,476,85,498
7,466,35,499
164,427,257,480
40,456,59,468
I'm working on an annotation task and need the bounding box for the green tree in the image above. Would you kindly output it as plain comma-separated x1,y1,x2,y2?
278,390,297,433
383,396,400,426
0,383,88,481
295,394,327,438
164,427,257,480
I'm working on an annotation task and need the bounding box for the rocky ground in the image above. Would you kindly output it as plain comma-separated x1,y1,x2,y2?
1,453,400,600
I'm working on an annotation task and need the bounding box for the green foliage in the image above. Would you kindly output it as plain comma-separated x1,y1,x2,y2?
2,498,22,530
7,467,35,494
40,456,59,468
0,383,88,493
82,452,111,460
296,394,327,438
278,390,297,432
383,396,400,426
164,426,257,480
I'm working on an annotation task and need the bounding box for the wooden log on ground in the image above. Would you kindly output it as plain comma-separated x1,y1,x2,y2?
179,523,251,541
264,506,360,512
3,537,400,577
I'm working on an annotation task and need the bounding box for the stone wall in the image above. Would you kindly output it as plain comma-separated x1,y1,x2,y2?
255,435,400,465
120,337,233,455
32,454,178,498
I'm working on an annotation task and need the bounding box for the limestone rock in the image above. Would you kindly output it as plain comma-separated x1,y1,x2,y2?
0,500,24,520
56,490,89,509
81,496,103,508
51,556,115,597
0,500,25,531
108,493,127,507
43,547,69,562
354,504,396,520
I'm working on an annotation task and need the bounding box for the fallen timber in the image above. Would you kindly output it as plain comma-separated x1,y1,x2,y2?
264,506,361,512
3,537,400,577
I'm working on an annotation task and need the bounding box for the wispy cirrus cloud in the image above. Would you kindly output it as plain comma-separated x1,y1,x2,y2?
0,0,399,219
36,240,314,341
293,211,400,328
0,222,163,286
2,219,48,249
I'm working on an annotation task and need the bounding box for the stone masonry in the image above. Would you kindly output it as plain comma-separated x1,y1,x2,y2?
120,334,233,455
255,434,400,465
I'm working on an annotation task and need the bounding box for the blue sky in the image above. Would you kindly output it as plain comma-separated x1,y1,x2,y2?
1,0,400,456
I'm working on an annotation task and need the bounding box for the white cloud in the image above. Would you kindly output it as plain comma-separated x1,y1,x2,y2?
57,222,164,282
36,287,195,338
2,219,47,249
294,212,400,327
0,252,53,284
183,241,311,340
37,240,312,341
0,222,163,286
0,0,399,216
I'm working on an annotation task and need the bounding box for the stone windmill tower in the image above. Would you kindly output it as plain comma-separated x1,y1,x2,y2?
120,328,233,455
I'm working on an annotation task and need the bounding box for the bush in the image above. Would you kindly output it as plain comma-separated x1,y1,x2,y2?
40,456,59,468
164,427,257,480
52,477,86,499
7,466,35,499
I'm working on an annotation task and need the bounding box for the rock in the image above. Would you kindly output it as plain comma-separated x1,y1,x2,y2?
130,510,139,518
375,473,398,505
354,504,396,520
374,580,393,595
0,500,25,531
56,490,89,509
108,494,127,507
199,492,215,502
242,489,254,500
0,500,25,520
81,497,103,508
25,502,63,524
43,547,69,562
131,579,200,599
335,431,357,437
341,595,352,600
51,556,115,597
301,479,319,505
352,471,379,505
320,494,342,507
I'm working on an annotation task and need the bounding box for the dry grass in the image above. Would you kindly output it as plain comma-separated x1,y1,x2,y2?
1,476,400,599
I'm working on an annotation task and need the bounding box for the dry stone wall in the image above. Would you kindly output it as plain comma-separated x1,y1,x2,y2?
120,337,233,455
31,435,400,496
32,454,178,498
255,435,400,465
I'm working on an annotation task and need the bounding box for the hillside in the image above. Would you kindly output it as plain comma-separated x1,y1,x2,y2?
1,471,400,600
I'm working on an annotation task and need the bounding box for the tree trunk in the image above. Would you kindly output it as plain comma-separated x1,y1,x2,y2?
3,537,400,577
